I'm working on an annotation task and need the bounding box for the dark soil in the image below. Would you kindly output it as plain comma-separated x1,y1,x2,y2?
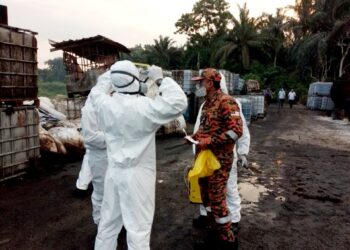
0,104,349,250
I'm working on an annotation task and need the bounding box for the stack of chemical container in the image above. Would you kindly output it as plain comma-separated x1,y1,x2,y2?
232,74,245,94
244,79,265,119
235,96,253,126
172,70,198,94
172,70,199,122
249,95,265,119
0,5,40,181
307,82,334,110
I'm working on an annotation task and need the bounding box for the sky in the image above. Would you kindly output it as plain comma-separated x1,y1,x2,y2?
2,0,295,68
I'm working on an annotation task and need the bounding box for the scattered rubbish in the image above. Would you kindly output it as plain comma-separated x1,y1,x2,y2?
275,196,286,202
38,97,83,155
275,160,283,167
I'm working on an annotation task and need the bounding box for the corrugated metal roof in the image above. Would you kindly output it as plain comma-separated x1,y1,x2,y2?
49,35,130,61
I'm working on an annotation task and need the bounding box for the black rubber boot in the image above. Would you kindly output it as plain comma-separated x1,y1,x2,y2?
192,215,208,229
72,188,89,199
218,239,238,250
231,222,239,236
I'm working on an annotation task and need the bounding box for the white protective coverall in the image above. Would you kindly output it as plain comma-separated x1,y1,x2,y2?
90,61,187,250
194,97,250,223
81,96,108,225
75,151,92,190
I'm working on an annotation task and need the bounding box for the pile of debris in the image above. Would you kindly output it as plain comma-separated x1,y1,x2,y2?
38,97,84,156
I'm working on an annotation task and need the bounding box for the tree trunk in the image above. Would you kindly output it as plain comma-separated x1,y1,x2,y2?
339,44,350,78
242,46,250,70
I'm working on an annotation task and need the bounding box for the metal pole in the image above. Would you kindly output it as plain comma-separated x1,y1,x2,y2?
0,5,8,25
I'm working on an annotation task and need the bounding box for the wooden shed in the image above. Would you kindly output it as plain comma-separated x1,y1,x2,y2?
50,35,130,97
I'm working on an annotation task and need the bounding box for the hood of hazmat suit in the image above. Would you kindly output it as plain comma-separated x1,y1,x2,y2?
90,60,187,250
110,60,145,95
219,72,229,94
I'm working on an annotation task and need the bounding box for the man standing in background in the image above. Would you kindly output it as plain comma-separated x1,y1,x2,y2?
288,89,297,109
278,88,286,108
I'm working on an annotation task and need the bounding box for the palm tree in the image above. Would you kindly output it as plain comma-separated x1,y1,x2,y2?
147,36,183,69
259,9,288,67
215,3,260,70
287,0,350,80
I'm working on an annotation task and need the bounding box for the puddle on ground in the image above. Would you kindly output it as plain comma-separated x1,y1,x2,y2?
238,177,268,206
238,177,283,221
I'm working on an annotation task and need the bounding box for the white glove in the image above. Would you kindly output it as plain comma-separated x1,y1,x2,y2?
237,154,248,168
148,65,163,83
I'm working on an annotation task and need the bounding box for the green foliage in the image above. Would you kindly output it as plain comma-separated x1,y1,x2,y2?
38,81,66,98
123,36,184,69
242,73,262,83
215,3,261,70
287,0,350,80
122,44,150,64
175,0,232,69
148,36,184,69
39,57,66,82
38,0,350,102
240,60,308,98
38,58,67,97
175,0,232,39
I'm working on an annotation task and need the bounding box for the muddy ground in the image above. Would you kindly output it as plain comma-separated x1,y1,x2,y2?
1,104,350,250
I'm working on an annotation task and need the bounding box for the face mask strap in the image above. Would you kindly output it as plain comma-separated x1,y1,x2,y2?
119,82,143,95
111,70,140,88
140,77,149,83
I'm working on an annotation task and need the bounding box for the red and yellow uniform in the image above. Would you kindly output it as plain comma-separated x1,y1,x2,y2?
193,89,243,242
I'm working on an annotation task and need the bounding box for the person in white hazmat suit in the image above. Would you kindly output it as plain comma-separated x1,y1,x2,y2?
192,74,250,233
90,60,187,250
80,96,108,225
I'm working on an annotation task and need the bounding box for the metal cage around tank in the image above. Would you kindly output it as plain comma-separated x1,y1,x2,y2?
0,24,38,104
0,106,40,181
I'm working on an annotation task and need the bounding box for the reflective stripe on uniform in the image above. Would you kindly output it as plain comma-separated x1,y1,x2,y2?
215,215,231,224
225,130,238,141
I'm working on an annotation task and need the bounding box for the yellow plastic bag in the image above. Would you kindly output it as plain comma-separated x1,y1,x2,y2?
188,150,221,203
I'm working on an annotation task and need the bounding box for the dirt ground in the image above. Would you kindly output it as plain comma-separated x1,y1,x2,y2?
1,104,350,250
